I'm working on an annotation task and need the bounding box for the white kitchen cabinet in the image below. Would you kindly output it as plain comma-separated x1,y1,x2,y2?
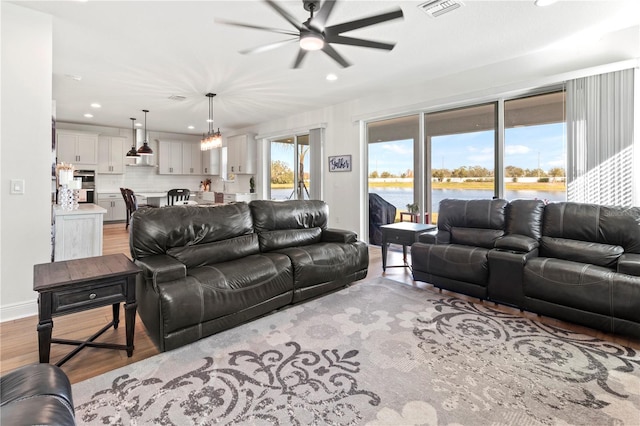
158,140,183,174
97,193,126,221
223,193,257,203
53,204,106,261
182,142,202,175
202,147,220,175
98,136,126,174
226,134,256,175
56,131,98,166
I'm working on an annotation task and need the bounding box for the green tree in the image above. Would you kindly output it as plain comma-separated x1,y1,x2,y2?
270,160,294,184
548,167,565,182
380,171,392,178
369,170,379,178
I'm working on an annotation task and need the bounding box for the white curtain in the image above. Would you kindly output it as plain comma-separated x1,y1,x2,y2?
566,68,636,206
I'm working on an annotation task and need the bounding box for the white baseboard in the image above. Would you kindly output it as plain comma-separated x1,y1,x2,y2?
0,300,38,322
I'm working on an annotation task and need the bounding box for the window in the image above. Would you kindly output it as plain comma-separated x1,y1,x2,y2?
504,91,566,203
426,103,497,222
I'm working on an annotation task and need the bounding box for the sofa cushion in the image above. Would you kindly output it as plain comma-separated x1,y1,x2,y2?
258,228,322,252
450,227,504,249
524,258,613,316
618,253,640,276
411,243,490,286
506,199,545,240
276,241,368,289
438,198,508,233
540,236,623,268
130,203,254,260
495,234,539,252
542,202,640,254
157,253,294,334
167,234,260,268
250,199,328,233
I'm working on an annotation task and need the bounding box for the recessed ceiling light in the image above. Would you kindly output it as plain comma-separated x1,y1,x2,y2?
188,125,195,130
326,73,338,81
90,103,101,108
535,0,557,6
83,113,93,118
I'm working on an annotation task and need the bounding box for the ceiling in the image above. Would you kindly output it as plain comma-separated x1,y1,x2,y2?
14,0,640,137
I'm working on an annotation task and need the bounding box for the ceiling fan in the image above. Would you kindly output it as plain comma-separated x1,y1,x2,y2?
218,0,404,68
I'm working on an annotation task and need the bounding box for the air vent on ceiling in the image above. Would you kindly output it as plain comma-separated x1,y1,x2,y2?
168,95,187,101
418,0,464,18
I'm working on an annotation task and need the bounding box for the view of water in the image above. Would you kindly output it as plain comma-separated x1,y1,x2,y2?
272,187,566,215
371,187,566,215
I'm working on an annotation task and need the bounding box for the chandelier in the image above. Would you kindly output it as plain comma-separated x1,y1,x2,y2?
137,109,153,155
201,93,222,151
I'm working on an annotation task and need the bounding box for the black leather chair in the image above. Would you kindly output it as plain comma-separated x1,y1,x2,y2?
0,364,76,425
167,188,190,206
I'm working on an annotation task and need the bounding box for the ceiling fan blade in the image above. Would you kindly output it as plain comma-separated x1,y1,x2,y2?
240,38,298,55
321,44,351,68
293,49,308,69
264,0,303,31
311,0,337,29
325,8,403,35
325,35,395,50
216,18,298,37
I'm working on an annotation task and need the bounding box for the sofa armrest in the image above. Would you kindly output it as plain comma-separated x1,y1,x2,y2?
417,230,446,245
135,255,186,287
618,253,640,276
495,234,539,253
322,228,357,244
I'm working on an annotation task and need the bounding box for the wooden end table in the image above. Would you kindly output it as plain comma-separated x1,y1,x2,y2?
33,253,141,366
381,222,436,271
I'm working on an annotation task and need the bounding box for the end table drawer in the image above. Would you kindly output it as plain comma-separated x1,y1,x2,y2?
52,282,125,314
385,232,415,246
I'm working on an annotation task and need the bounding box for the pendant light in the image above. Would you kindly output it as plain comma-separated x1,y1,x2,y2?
137,109,153,155
200,93,222,151
125,117,140,158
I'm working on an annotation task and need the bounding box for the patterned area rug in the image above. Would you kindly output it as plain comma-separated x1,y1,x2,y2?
73,278,640,425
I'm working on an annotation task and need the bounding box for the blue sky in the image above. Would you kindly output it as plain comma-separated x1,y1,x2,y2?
369,123,566,175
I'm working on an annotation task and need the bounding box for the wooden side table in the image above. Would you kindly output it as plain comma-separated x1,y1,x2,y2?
381,222,436,271
33,253,141,366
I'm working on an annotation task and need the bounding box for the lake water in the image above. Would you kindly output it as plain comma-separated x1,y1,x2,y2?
371,187,566,214
273,187,566,214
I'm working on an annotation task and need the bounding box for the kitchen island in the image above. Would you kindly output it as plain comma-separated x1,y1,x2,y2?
53,203,107,261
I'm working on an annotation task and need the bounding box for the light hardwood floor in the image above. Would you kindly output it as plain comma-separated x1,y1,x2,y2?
1,222,638,384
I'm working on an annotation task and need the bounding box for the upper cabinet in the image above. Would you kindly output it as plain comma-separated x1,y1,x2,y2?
97,136,126,174
202,147,220,175
56,131,98,166
226,134,256,175
158,140,183,174
182,142,202,175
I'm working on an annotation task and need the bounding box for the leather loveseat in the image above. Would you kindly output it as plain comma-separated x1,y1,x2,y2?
130,199,368,352
0,364,76,426
412,199,640,339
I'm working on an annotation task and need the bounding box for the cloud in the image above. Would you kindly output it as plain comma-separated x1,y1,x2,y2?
505,145,531,155
381,143,412,156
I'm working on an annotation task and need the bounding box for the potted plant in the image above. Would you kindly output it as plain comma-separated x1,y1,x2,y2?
406,202,418,213
249,176,255,193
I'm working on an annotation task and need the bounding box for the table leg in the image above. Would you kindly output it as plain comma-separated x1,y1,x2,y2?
37,320,53,363
112,303,120,329
402,244,408,266
382,242,389,272
124,301,137,357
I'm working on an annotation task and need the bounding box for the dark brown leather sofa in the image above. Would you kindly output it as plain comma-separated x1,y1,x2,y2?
130,199,368,352
0,364,75,426
412,199,640,339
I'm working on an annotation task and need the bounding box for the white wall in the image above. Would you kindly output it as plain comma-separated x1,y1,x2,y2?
1,3,53,320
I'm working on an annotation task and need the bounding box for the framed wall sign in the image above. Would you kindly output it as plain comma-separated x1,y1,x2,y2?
328,155,352,172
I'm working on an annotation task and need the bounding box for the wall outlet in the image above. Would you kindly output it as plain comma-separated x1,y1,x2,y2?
10,179,25,195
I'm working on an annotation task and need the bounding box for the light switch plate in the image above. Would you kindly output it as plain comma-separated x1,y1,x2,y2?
10,179,25,194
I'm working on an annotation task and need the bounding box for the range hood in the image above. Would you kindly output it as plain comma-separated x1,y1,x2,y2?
127,128,156,167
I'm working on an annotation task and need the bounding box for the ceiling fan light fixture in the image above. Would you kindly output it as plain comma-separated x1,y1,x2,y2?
300,32,324,51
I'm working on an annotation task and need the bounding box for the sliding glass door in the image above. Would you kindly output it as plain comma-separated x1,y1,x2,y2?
269,134,310,200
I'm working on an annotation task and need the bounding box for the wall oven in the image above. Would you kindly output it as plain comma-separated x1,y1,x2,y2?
73,170,95,203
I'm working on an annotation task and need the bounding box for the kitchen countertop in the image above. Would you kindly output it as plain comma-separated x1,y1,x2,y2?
53,203,107,216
